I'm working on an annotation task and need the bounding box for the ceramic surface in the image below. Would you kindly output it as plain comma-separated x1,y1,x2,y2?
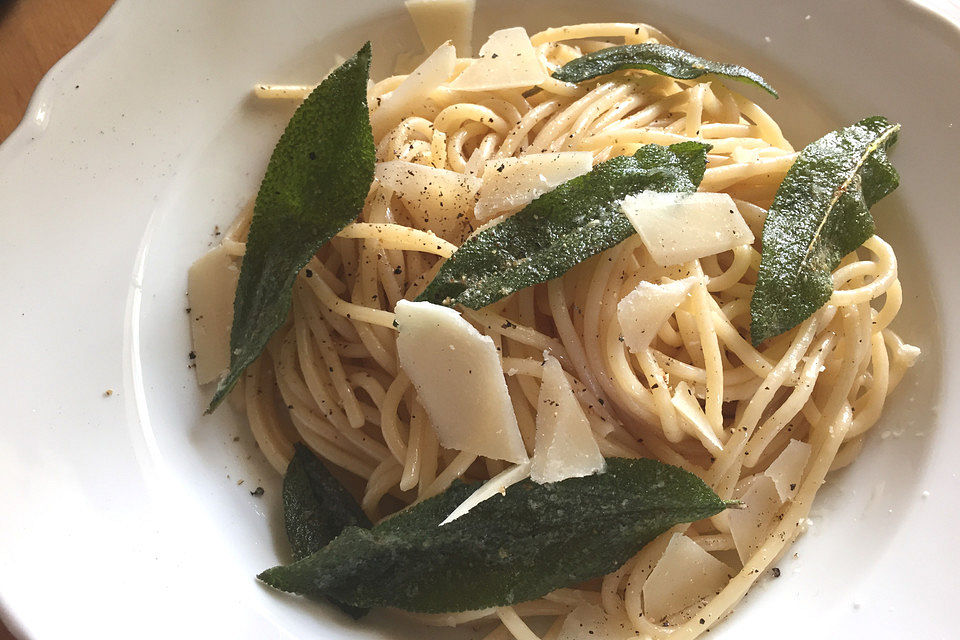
1,1,958,637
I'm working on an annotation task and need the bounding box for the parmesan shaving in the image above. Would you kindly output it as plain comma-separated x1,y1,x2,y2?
763,439,811,502
621,191,754,267
616,276,699,353
392,51,429,76
439,461,531,525
558,604,634,640
405,0,475,56
375,160,481,241
671,381,724,454
728,474,782,564
475,152,593,220
371,43,456,139
395,301,528,464
187,245,239,384
449,27,548,91
642,533,733,622
530,354,605,484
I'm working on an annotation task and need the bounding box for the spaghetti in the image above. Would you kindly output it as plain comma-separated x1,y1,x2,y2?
204,22,918,640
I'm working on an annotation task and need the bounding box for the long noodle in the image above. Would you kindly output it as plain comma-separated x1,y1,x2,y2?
223,23,917,640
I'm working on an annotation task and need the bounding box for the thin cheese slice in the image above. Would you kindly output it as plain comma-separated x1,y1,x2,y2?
616,276,699,353
395,300,528,464
671,381,723,454
449,27,547,91
371,42,456,139
439,461,531,525
621,191,754,267
764,439,811,502
642,533,733,622
558,604,634,640
530,354,605,484
187,245,240,384
734,198,768,237
475,152,593,220
729,474,782,564
375,160,481,241
392,51,428,75
405,0,475,56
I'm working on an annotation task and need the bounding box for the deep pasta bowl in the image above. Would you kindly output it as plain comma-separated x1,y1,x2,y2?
0,1,958,638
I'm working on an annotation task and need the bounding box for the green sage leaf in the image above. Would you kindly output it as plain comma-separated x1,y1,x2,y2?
283,444,372,560
417,142,709,309
282,444,372,618
551,43,777,97
207,43,376,412
750,116,901,345
258,458,729,613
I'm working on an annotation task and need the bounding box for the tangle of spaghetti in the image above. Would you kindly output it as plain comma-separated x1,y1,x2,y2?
203,22,919,640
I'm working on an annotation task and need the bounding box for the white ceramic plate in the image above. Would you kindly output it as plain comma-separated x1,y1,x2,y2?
1,1,959,638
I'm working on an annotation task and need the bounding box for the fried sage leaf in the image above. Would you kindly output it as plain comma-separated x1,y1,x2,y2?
551,43,777,97
283,444,372,560
258,458,729,613
282,444,372,618
750,116,901,345
417,142,709,309
207,43,376,412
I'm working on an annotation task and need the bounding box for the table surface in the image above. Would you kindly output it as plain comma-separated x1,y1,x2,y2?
0,0,114,141
0,1,115,639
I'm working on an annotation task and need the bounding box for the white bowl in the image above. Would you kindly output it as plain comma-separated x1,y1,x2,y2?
1,1,958,638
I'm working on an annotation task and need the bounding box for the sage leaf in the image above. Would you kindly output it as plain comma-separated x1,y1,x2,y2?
283,444,372,560
282,444,372,618
207,43,376,412
417,142,709,309
750,116,901,345
258,458,730,613
551,43,777,97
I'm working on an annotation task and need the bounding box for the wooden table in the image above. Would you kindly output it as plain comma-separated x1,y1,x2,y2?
1,0,115,634
0,0,115,140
